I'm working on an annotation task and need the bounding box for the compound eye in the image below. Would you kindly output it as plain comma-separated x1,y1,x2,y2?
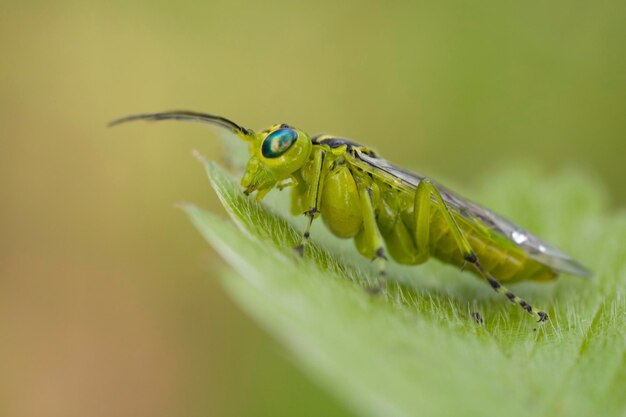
261,128,298,158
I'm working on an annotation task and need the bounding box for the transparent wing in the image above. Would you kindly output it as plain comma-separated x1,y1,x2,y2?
353,151,592,277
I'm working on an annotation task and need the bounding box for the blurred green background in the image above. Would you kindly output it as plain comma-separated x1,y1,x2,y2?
1,1,624,416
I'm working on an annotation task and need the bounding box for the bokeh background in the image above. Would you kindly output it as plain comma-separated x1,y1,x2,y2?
1,1,624,416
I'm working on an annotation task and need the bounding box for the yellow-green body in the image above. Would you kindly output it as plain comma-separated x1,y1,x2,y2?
291,137,556,283
110,110,591,321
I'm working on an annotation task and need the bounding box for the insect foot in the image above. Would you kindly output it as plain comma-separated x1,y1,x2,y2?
293,244,305,258
365,282,384,296
471,311,484,325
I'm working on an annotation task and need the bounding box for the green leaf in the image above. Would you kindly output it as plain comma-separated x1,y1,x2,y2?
183,160,626,417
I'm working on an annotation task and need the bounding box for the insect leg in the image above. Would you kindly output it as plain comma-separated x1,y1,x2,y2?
354,177,387,280
293,148,330,256
414,179,548,323
277,176,298,191
413,179,473,263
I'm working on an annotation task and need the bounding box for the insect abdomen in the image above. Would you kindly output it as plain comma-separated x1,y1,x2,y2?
378,197,556,282
431,216,558,282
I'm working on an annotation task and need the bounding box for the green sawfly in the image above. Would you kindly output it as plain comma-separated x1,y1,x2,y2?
110,110,593,322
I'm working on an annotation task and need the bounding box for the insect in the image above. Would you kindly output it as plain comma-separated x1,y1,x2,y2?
110,110,592,322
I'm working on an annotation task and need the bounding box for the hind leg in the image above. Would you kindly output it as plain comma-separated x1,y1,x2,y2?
412,178,548,323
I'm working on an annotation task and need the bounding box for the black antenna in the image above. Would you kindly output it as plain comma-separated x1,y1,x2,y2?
108,110,255,140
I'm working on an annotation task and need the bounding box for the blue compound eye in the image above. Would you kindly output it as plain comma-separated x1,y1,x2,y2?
261,128,298,158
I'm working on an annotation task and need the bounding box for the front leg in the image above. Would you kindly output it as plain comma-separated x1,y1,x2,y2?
277,175,298,191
